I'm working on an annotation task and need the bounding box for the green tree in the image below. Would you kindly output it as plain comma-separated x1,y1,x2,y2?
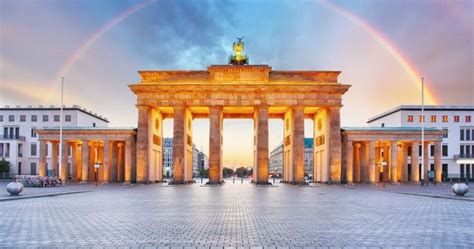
199,168,208,177
235,167,247,177
0,158,11,178
222,167,234,178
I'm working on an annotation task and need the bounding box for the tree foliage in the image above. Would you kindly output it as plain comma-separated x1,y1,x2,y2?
0,158,11,173
222,167,234,178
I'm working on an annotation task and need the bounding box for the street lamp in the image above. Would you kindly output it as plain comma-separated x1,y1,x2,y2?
94,162,101,187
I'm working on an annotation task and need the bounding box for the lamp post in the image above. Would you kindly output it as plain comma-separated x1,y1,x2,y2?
94,162,101,187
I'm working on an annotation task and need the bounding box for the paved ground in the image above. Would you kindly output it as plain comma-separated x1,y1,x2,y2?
1,180,473,248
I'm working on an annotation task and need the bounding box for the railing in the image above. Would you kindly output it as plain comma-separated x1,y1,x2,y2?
0,135,26,141
454,154,474,164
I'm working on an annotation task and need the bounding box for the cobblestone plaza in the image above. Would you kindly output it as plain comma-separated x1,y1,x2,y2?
1,182,473,248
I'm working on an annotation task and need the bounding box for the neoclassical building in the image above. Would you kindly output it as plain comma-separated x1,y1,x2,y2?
34,42,446,185
129,64,349,184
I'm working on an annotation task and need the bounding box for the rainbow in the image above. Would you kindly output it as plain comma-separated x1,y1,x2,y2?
46,0,157,101
319,0,439,104
48,0,439,104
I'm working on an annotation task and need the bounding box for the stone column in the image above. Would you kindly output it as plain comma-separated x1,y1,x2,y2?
124,140,132,184
411,142,419,182
39,140,47,176
390,141,398,183
111,142,118,182
136,105,150,184
292,106,305,184
60,141,69,181
74,143,82,181
345,141,353,184
354,143,361,183
254,106,270,184
208,106,223,184
81,140,89,182
52,141,59,177
383,146,390,182
400,143,408,182
423,142,429,183
172,106,186,184
328,106,342,183
368,141,376,184
89,144,96,181
103,140,110,183
360,142,367,183
434,141,442,183
70,143,76,181
118,143,124,182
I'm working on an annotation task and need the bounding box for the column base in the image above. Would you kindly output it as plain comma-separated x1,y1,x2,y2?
205,180,224,185
252,180,272,185
290,181,309,185
79,181,88,184
123,182,131,186
168,180,195,185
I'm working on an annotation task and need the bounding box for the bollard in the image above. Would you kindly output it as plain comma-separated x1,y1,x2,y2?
241,178,243,184
201,177,203,184
233,177,235,184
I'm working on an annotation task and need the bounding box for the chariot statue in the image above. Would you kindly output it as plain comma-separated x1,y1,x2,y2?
229,37,249,65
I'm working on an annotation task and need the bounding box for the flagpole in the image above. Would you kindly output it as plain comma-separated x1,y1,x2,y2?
421,77,425,185
59,77,64,185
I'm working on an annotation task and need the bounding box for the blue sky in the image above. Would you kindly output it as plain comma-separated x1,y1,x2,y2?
1,0,472,167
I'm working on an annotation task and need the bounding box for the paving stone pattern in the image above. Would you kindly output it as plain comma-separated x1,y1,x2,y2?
1,181,473,248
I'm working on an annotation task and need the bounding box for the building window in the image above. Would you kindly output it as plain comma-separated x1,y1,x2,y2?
460,129,465,141
42,115,48,122
419,145,422,157
93,122,96,127
442,116,448,122
20,115,26,122
430,115,436,122
442,145,448,157
30,163,37,175
430,145,435,157
31,143,37,156
31,128,37,138
407,115,414,122
0,115,3,122
467,129,471,141
8,115,14,122
31,115,37,122
54,115,60,122
454,116,460,122
466,116,472,123
442,128,448,138
418,115,425,122
65,115,71,122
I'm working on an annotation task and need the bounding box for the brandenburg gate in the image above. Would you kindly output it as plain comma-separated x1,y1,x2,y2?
35,41,447,185
129,40,350,184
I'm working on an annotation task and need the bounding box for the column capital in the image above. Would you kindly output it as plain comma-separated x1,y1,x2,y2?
136,104,151,111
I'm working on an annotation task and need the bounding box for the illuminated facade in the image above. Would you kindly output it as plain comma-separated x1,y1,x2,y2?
129,64,349,184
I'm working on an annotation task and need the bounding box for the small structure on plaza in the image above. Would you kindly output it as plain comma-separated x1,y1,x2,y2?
452,183,469,196
228,37,249,65
6,178,23,196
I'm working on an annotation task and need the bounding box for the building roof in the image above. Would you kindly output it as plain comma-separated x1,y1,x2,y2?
42,127,134,131
342,127,440,131
0,105,109,123
367,105,474,123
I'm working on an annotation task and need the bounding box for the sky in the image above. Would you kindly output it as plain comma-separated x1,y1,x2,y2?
1,0,473,168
